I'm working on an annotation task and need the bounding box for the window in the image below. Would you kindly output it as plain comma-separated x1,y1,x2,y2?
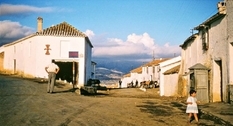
60,41,70,57
202,28,209,50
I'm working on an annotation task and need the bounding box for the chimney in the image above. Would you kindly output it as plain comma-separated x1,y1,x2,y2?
37,17,43,33
217,1,226,14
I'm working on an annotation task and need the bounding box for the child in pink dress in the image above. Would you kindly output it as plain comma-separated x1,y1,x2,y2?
186,89,199,124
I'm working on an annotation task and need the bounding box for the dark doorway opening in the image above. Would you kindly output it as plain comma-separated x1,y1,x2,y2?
55,61,78,84
14,59,16,74
190,73,195,90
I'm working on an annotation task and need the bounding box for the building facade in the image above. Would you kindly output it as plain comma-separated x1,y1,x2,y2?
158,56,181,96
0,17,94,87
179,2,231,102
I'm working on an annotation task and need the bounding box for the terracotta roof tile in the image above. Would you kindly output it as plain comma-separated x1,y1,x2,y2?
130,66,142,73
163,65,180,75
37,22,87,37
142,58,170,67
123,73,131,77
130,58,170,73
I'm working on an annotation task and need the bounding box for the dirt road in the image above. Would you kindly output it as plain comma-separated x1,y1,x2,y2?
0,75,224,126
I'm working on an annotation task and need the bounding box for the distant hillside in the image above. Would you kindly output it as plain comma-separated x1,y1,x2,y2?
94,59,144,74
93,59,145,85
95,67,123,80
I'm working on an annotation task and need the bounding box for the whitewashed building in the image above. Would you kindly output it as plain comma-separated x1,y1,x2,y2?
121,58,169,88
226,0,233,104
0,17,94,87
158,56,181,96
178,2,232,103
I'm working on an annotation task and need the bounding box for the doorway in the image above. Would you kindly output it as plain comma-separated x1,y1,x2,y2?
14,59,16,74
55,61,78,84
216,60,223,102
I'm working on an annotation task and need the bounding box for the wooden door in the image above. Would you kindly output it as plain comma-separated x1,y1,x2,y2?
195,70,209,103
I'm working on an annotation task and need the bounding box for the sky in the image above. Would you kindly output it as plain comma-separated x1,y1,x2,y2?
0,0,221,62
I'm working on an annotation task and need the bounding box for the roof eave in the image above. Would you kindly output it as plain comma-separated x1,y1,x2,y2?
3,34,36,47
85,37,93,48
194,13,226,30
180,33,198,48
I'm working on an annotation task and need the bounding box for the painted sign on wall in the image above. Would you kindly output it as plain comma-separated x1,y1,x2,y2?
69,51,79,58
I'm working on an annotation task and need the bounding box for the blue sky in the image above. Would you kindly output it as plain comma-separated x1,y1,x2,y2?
0,0,220,62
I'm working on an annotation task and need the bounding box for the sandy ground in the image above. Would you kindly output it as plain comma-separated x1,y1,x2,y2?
0,75,225,126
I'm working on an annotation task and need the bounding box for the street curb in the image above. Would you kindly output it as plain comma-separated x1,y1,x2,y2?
199,109,233,126
180,102,233,126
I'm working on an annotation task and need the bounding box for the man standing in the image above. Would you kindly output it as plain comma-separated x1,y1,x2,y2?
45,59,60,94
119,80,122,88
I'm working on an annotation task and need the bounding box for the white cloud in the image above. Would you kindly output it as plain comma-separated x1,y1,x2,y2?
0,4,53,16
127,33,154,47
86,30,181,60
84,29,95,39
0,20,34,45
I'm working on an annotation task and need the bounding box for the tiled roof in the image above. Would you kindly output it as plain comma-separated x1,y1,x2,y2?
3,21,93,47
142,58,170,67
180,33,198,48
130,66,142,73
123,73,131,77
163,65,180,75
37,22,87,37
130,58,170,73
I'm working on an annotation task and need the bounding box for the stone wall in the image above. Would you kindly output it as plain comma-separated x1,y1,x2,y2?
227,0,233,42
229,85,233,104
227,0,233,104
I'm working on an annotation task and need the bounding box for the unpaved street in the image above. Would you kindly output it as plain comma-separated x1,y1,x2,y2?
0,75,224,126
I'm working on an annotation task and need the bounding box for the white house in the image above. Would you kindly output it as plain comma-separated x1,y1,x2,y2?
121,58,169,88
0,17,94,87
121,73,132,88
178,1,232,103
140,58,169,83
158,56,181,96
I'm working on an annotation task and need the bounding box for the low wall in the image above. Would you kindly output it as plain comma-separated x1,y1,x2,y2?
164,74,178,96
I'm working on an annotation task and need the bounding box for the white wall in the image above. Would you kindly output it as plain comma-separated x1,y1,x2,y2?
141,66,153,81
84,38,93,85
159,56,181,96
229,45,233,85
164,73,179,96
121,77,131,88
3,35,92,86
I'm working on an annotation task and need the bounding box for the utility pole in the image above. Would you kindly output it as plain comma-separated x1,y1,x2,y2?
152,50,155,60
190,29,194,35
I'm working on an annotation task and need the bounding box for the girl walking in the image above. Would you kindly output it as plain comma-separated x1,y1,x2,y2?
186,89,199,124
